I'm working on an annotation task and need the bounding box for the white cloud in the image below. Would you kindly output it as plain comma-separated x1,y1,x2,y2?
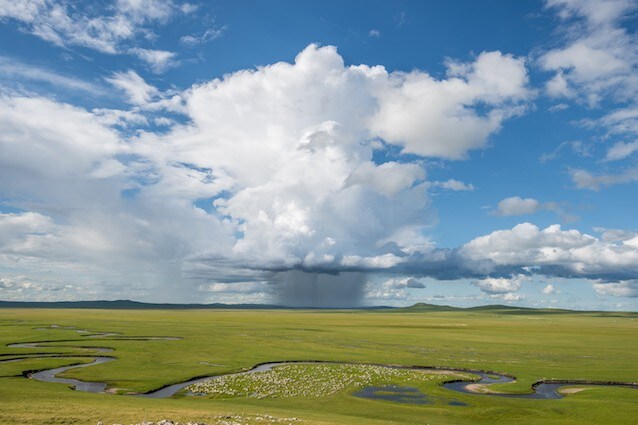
540,1,638,180
545,0,635,27
129,48,177,73
598,107,638,135
542,283,557,294
0,1,42,22
372,51,530,159
0,55,103,94
593,280,638,298
341,254,405,269
200,281,271,294
546,72,572,97
430,179,475,191
369,29,380,37
540,2,638,186
541,0,638,106
346,161,425,197
384,276,426,289
179,3,198,14
365,276,425,301
473,274,525,294
0,211,54,244
539,140,591,162
0,45,535,302
0,1,183,65
115,0,177,23
376,226,434,256
461,222,638,278
0,95,123,181
570,167,638,190
3,41,637,305
92,107,149,127
495,196,541,216
0,275,95,302
105,70,159,105
141,44,529,272
594,227,638,243
605,140,638,161
542,42,629,82
0,93,235,302
180,26,226,46
548,103,569,112
499,292,524,302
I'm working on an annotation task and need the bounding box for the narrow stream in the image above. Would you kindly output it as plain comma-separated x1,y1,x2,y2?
29,357,115,393
442,371,560,399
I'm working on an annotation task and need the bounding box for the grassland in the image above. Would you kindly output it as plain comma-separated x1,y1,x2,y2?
0,307,637,424
185,363,467,399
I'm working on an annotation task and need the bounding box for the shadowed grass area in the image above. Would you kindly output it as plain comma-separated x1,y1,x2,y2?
0,308,636,424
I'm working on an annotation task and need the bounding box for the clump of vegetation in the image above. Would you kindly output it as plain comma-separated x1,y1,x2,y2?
186,363,457,399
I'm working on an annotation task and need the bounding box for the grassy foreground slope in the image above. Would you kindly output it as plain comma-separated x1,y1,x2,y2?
0,307,636,424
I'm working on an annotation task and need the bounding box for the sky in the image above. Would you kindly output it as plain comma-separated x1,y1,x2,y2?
0,0,637,310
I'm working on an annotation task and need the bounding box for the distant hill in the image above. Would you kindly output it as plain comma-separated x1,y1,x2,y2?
396,302,461,312
398,303,636,315
0,299,390,310
0,300,634,315
0,299,286,310
465,304,578,314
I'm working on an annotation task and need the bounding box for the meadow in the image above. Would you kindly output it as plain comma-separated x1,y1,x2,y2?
0,306,637,424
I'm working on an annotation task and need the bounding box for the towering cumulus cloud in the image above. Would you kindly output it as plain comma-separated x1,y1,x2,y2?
0,44,530,305
148,45,529,305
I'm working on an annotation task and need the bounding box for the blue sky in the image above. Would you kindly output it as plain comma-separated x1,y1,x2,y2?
0,0,637,310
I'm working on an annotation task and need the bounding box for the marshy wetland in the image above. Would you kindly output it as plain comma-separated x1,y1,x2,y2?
1,307,637,424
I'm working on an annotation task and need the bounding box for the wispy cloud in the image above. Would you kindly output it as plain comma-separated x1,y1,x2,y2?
105,70,159,105
0,1,187,72
540,0,638,106
395,11,407,27
540,0,638,175
570,167,638,190
604,140,638,161
0,55,103,94
539,140,591,163
180,25,227,46
129,48,178,73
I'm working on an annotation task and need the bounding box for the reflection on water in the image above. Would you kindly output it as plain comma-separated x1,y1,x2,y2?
352,385,431,404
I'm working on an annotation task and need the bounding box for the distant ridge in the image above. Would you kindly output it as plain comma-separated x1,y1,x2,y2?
396,303,636,315
397,302,461,312
0,299,392,310
0,300,634,314
0,300,459,311
0,299,286,310
464,304,575,314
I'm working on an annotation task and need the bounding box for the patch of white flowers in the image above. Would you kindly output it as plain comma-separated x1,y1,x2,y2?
102,414,302,425
187,363,447,399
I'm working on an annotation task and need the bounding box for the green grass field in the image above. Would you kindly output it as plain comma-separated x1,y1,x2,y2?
1,307,637,424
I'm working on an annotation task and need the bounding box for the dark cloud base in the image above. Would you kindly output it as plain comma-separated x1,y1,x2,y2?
275,270,366,308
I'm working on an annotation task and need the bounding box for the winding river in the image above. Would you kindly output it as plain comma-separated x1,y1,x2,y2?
4,327,638,401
